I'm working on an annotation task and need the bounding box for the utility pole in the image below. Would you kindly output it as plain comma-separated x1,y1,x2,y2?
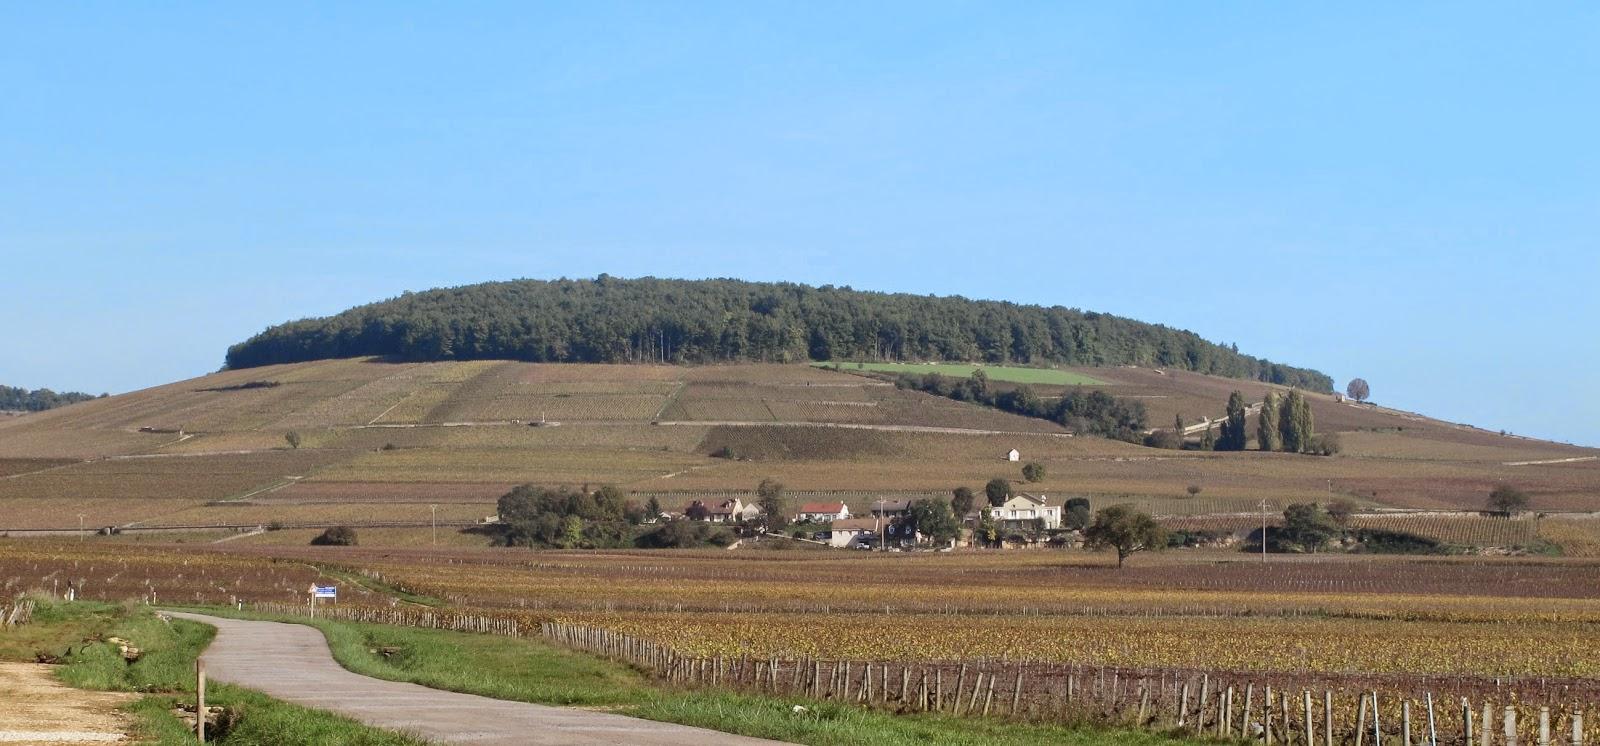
429,504,438,546
876,498,886,552
1259,500,1269,563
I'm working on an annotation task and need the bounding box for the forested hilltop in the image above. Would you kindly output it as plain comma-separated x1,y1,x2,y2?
226,276,1332,390
0,385,102,412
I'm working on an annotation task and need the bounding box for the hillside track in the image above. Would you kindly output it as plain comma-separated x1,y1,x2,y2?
168,612,788,746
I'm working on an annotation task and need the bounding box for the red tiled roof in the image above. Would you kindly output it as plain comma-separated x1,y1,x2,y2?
797,502,847,513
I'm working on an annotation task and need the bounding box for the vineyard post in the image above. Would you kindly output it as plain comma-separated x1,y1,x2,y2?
1357,692,1368,746
196,658,206,743
1405,700,1413,746
1540,708,1550,746
1571,709,1582,746
1485,702,1495,746
1179,682,1191,728
1245,685,1256,743
1304,690,1313,746
1265,684,1273,744
983,672,996,716
934,667,941,712
1325,691,1334,746
1011,669,1022,715
1464,699,1473,746
1506,706,1517,746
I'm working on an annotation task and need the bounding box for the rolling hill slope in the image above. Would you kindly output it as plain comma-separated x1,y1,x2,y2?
0,358,1594,539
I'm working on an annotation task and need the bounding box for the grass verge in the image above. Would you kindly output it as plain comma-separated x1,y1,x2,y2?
19,600,425,745
173,605,1201,745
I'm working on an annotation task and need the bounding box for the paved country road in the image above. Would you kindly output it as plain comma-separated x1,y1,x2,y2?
168,612,789,745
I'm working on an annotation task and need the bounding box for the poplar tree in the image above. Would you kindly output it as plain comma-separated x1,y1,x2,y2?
1217,391,1248,451
1258,392,1282,452
1294,392,1315,451
1280,389,1314,453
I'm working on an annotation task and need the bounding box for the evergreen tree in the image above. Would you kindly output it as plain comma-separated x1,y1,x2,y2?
1216,391,1248,451
1258,392,1282,452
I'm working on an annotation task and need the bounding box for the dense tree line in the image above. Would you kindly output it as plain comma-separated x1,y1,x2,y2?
0,385,102,412
224,276,1332,391
898,371,1147,441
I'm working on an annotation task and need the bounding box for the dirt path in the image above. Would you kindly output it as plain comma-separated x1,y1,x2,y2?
167,612,788,745
0,663,133,744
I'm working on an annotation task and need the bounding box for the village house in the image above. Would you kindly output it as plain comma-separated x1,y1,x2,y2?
867,498,913,518
823,517,880,548
1006,448,1020,462
703,498,745,523
794,501,850,523
986,493,1062,530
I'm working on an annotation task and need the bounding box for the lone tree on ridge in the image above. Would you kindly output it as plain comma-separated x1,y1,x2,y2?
1346,378,1371,403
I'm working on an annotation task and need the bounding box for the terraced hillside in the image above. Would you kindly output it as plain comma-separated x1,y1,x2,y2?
0,358,1595,540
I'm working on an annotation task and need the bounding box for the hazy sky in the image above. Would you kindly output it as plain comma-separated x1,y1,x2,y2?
3,3,1596,445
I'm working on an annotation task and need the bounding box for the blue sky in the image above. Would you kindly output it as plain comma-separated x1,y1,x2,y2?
2,3,1596,445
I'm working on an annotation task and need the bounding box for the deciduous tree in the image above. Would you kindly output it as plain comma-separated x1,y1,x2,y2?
985,478,1012,507
950,487,975,517
1346,378,1370,403
1083,506,1167,568
1487,485,1530,516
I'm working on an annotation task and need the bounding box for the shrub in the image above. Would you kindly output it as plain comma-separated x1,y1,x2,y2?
635,521,736,549
311,526,357,546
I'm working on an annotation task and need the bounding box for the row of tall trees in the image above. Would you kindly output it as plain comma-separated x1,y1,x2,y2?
224,276,1333,391
899,371,1148,442
0,385,102,412
1152,388,1337,455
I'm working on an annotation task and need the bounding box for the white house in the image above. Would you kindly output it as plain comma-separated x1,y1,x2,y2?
824,517,880,548
704,498,745,523
1006,448,1021,462
795,501,851,522
987,493,1061,529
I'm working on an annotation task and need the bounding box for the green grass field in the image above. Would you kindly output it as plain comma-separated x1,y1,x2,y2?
814,362,1107,386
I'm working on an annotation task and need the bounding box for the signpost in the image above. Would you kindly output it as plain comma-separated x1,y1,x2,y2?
308,585,336,617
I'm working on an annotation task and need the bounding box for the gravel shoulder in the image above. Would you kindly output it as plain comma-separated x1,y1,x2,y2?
0,663,133,744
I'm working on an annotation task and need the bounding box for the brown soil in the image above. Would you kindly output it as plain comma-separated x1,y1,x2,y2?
0,663,133,744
